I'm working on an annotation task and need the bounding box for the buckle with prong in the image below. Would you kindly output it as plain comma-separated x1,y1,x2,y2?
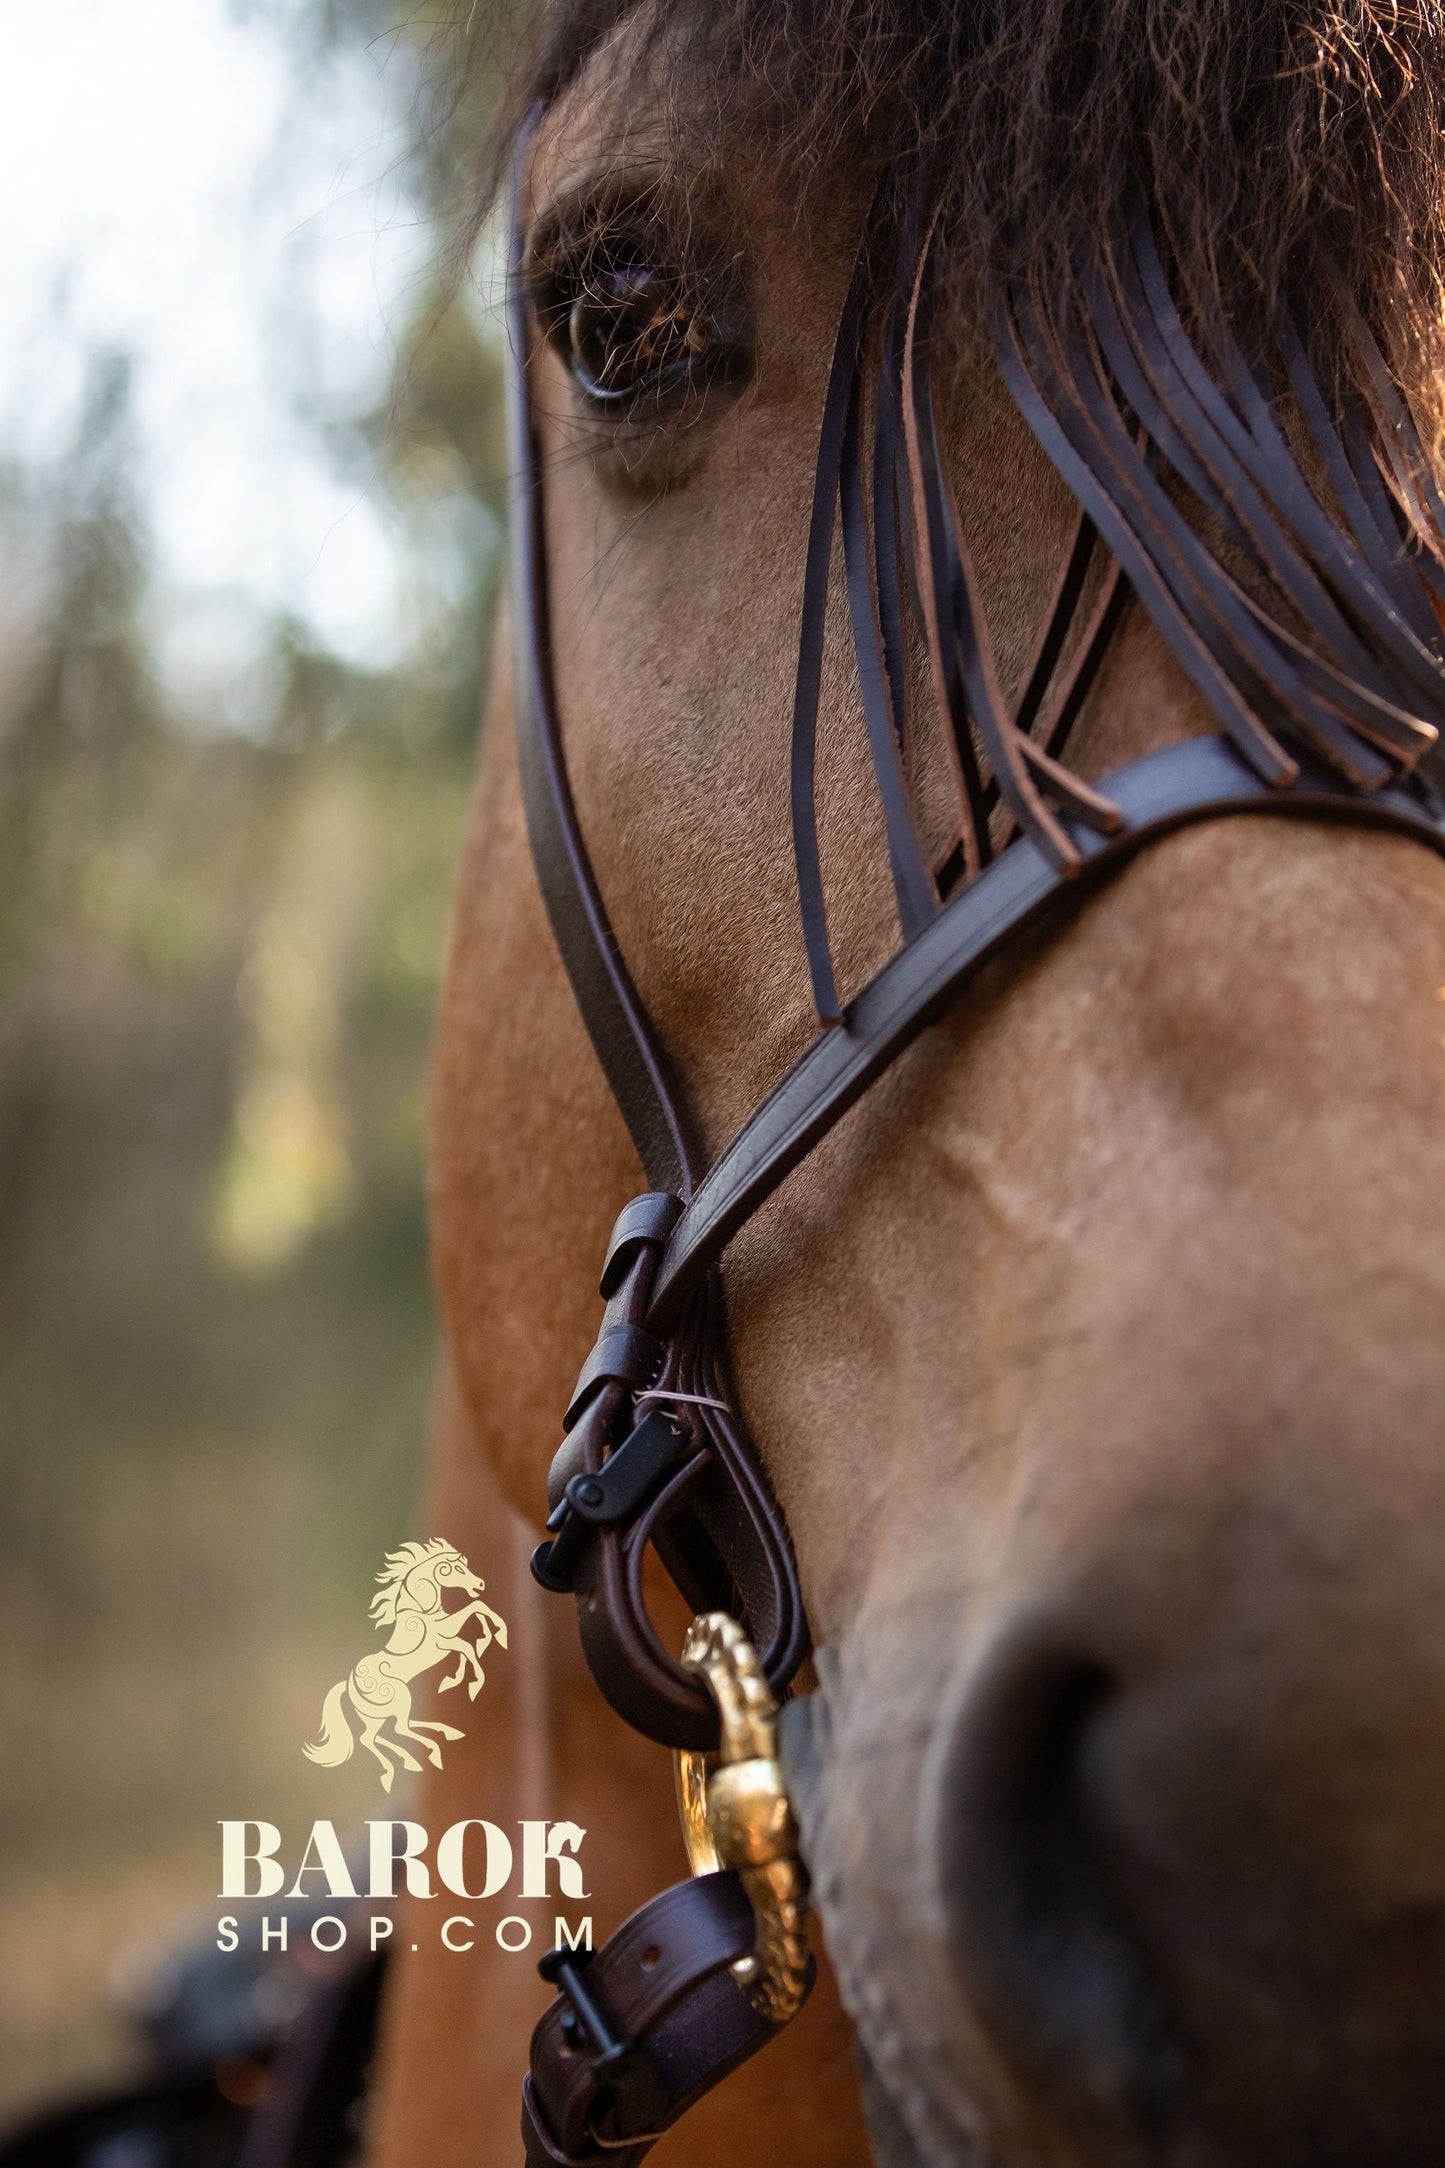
674,1612,812,2025
536,1946,635,2078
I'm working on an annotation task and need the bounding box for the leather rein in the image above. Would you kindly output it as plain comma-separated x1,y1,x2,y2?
506,126,1445,2166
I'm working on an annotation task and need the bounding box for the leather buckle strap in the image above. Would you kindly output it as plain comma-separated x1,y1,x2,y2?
533,1196,687,1596
524,1620,814,2166
521,1874,792,2167
557,1194,683,1432
531,1198,809,1747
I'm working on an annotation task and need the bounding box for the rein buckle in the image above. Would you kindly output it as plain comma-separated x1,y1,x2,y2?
536,1946,636,2079
532,1410,689,1594
531,1194,691,1600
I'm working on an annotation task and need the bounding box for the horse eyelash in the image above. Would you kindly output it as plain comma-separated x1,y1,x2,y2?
525,207,753,431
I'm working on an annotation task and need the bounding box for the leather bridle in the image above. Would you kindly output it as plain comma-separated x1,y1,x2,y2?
508,118,1445,2167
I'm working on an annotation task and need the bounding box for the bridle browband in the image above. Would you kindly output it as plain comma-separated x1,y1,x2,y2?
507,117,1445,2166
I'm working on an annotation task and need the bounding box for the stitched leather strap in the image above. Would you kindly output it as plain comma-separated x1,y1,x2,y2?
522,1874,806,2167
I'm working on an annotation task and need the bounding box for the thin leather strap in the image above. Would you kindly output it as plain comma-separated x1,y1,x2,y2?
1037,556,1129,765
898,205,992,878
1056,304,1372,774
1013,510,1099,737
1140,227,1445,690
872,296,913,758
1111,231,1441,747
789,216,879,1024
1088,258,1377,692
508,122,810,1744
1272,304,1444,653
997,284,1304,783
841,347,938,940
909,235,1118,862
1000,237,1445,795
506,119,701,1196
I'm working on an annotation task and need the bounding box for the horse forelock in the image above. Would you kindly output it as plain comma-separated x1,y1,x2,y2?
471,0,1445,469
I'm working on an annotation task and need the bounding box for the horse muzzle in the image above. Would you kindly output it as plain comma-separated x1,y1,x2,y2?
929,1565,1445,2168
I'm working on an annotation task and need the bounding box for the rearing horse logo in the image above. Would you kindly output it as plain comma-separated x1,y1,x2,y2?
304,1538,508,1793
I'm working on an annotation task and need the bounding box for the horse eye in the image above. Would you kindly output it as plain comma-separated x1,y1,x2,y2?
568,258,706,401
536,228,748,415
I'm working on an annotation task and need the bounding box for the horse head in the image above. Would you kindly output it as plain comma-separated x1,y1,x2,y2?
374,1539,482,1623
428,1546,484,1604
429,6,1445,2162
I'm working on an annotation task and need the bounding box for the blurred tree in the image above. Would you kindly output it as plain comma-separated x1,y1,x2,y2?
0,350,158,978
0,0,529,2118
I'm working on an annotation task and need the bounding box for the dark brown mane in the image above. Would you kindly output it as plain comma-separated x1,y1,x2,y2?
463,0,1445,826
473,0,1445,458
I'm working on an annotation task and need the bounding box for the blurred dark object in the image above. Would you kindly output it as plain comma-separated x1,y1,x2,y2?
0,1908,385,2168
0,2075,249,2168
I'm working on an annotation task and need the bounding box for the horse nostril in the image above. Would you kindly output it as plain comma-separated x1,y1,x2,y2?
933,1618,1179,2138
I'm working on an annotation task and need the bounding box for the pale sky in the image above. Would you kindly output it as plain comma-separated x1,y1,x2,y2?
0,0,455,703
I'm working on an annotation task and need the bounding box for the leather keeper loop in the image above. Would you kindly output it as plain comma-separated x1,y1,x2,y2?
599,1192,684,1297
565,1325,662,1428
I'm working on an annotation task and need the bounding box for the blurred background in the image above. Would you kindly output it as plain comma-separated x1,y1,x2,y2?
0,0,513,2120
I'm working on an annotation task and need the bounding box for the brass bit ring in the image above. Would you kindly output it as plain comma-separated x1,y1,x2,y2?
674,1612,812,2025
